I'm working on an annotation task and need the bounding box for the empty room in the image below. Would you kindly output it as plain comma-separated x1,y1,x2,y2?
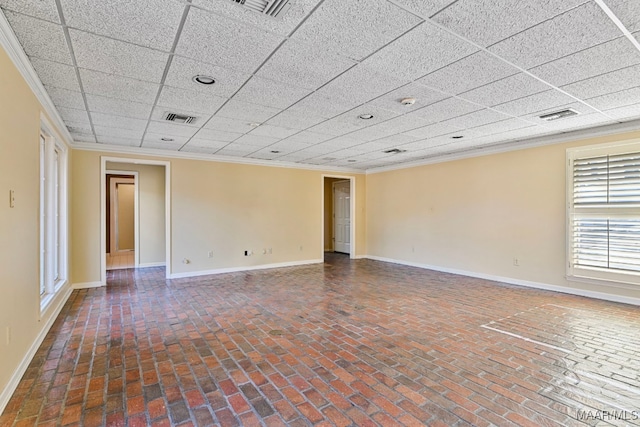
1,0,640,426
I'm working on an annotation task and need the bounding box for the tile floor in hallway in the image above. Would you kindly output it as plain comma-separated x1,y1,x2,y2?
1,253,639,427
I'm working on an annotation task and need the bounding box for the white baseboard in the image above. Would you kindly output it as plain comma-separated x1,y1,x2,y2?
365,255,640,307
169,259,324,279
0,285,72,415
72,281,104,289
137,262,166,268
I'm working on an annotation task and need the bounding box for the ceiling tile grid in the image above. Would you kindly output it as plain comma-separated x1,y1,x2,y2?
3,0,640,170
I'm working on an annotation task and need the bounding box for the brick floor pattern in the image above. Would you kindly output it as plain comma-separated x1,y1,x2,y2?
1,254,639,426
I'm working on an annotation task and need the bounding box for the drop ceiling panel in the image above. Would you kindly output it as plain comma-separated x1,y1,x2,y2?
70,30,168,83
186,138,229,149
279,131,334,145
367,82,449,114
264,111,326,130
457,117,533,139
528,37,640,87
491,90,579,116
141,140,183,150
146,121,200,138
458,73,551,107
390,0,458,18
180,145,215,154
216,100,281,124
418,51,519,95
538,112,614,132
561,64,640,99
157,85,227,115
57,107,90,124
524,102,598,125
79,69,160,104
164,56,250,97
363,22,478,82
66,121,92,135
586,87,640,111
70,132,95,143
605,0,640,32
234,134,280,147
256,40,356,90
45,86,85,110
192,128,243,142
603,103,640,120
288,92,357,118
488,2,621,70
0,0,59,23
176,8,284,72
85,94,154,120
346,114,434,141
4,11,72,64
150,107,211,127
432,0,591,47
30,58,81,92
59,0,185,51
96,136,140,146
308,105,400,136
289,0,423,61
403,121,467,139
437,108,515,133
94,126,144,139
233,76,312,110
410,97,484,124
143,133,190,146
248,124,298,139
204,116,258,133
91,112,147,131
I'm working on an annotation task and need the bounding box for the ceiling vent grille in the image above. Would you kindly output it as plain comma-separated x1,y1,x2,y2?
539,108,579,121
164,112,197,124
383,148,407,154
230,0,291,17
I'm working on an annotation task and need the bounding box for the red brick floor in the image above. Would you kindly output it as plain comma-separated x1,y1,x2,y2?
1,253,639,426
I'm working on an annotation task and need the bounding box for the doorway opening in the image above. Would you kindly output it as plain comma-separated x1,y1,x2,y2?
322,175,356,259
100,157,171,285
106,172,136,270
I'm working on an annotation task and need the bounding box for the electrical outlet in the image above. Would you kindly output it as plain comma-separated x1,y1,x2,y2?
182,258,190,264
513,258,519,266
207,251,213,258
9,190,15,208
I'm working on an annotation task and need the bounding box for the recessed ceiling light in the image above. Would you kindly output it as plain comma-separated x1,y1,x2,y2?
249,122,260,127
270,150,280,153
358,114,374,120
383,148,407,154
193,75,215,85
160,137,174,142
400,97,416,106
451,135,464,139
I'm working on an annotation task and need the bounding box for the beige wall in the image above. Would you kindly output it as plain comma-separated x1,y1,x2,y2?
366,131,640,300
71,151,366,283
107,163,166,265
116,182,135,250
0,46,71,404
323,177,344,251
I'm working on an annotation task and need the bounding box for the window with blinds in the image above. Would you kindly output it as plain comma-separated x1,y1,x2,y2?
569,146,640,284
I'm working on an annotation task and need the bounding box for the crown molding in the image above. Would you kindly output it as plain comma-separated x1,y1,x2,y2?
366,118,640,174
72,141,366,173
0,9,73,147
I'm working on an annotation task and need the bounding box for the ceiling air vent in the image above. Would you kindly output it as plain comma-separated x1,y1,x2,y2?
164,112,197,124
539,108,579,121
230,0,291,17
383,148,407,154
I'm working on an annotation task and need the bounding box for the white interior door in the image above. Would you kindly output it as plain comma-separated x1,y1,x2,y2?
333,180,351,254
109,177,135,253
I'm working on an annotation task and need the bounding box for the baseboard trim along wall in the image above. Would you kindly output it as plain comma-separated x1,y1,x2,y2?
137,262,166,268
0,285,73,415
72,281,104,289
168,259,324,279
365,255,640,307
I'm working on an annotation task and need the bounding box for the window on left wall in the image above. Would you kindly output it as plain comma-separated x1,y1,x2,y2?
40,128,68,311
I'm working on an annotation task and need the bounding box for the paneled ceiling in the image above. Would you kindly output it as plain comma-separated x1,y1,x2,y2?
2,0,640,171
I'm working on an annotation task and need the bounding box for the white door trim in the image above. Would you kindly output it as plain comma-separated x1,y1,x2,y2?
332,180,351,254
101,157,171,285
107,173,137,259
321,175,356,259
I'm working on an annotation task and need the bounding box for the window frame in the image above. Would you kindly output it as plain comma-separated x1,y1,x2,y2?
567,139,640,288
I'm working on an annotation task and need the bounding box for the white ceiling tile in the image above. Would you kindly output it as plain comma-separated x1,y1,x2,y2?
165,56,250,97
279,131,334,144
94,126,144,139
418,51,519,95
232,76,311,109
143,133,189,146
65,121,92,135
31,58,81,92
45,86,85,110
288,92,357,118
146,121,199,138
602,103,640,120
263,141,315,152
141,140,182,150
458,73,550,107
432,0,591,47
460,118,533,138
192,128,242,142
157,85,227,115
205,116,257,133
528,37,640,87
0,0,60,23
523,102,597,124
491,90,578,116
79,69,160,104
410,97,484,123
60,0,184,50
308,105,400,136
439,108,514,131
369,134,419,146
265,111,326,129
85,94,153,119
466,126,548,146
96,136,140,146
586,87,640,111
57,107,90,124
216,100,281,124
488,3,620,69
176,8,284,72
538,112,615,132
605,0,640,32
233,134,280,147
289,0,422,61
70,30,168,83
390,0,458,18
70,132,96,143
367,82,449,114
192,0,321,36
179,145,216,154
246,152,280,161
561,64,640,99
256,40,356,90
215,145,257,156
91,112,147,131
403,121,462,139
150,107,212,127
249,124,299,139
345,114,435,141
363,22,478,82
185,138,228,149
4,11,72,64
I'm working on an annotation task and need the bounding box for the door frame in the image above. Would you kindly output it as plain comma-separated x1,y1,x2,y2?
321,175,356,259
332,179,351,254
101,156,171,285
107,172,138,257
